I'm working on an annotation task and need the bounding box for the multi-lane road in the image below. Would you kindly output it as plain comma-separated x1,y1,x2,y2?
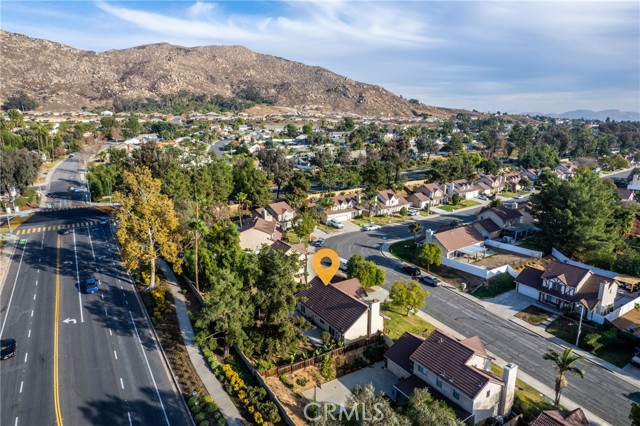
0,156,190,426
324,189,637,426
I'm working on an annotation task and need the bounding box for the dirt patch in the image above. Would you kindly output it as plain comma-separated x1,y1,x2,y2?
471,248,536,269
265,367,322,425
515,305,551,326
612,306,640,333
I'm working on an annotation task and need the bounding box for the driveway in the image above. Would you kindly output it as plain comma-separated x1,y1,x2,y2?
483,290,537,319
301,361,397,406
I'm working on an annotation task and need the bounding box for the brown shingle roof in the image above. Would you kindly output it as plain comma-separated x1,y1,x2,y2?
491,206,523,220
298,277,368,333
270,240,308,255
475,218,501,233
515,267,544,288
409,330,494,399
240,217,280,237
541,261,592,288
530,409,589,426
331,277,368,300
408,192,430,203
434,225,485,252
384,332,425,374
266,201,295,217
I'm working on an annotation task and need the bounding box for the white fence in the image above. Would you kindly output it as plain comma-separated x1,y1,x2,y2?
485,240,543,259
602,296,640,324
440,257,519,279
551,248,618,278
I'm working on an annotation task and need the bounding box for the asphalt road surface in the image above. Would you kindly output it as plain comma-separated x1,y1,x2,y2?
325,212,638,426
0,156,190,426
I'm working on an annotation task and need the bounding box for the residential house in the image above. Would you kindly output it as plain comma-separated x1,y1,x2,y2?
321,194,364,224
515,261,617,320
253,201,299,230
475,181,493,196
520,169,540,184
407,191,431,209
477,206,524,229
530,408,589,426
553,164,575,180
297,277,383,344
239,218,283,252
617,188,635,203
473,219,502,239
385,330,518,424
410,183,448,207
477,175,507,194
447,180,480,200
374,190,410,215
503,172,522,191
430,225,486,260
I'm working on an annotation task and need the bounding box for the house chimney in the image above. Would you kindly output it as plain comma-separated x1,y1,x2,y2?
367,299,381,337
499,363,518,416
448,182,455,197
424,229,435,243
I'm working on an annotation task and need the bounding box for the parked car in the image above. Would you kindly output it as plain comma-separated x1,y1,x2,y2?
421,274,442,287
58,229,70,235
631,352,640,367
85,278,99,294
364,224,381,231
328,219,344,229
99,218,108,225
408,209,419,216
313,238,325,247
402,265,421,277
477,195,488,201
1,338,16,360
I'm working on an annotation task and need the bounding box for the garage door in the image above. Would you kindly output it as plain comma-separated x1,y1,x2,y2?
328,212,352,222
517,283,539,300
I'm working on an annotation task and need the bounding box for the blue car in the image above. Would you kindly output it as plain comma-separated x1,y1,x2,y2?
85,278,99,294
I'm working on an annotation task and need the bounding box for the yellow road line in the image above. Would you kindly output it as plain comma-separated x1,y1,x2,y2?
54,235,63,425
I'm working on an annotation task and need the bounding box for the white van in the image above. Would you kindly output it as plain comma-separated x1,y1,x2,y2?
339,258,348,271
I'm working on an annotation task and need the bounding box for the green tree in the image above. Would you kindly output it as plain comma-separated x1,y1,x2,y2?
252,247,307,357
530,169,631,258
389,280,429,316
258,148,293,198
284,123,298,138
284,170,311,209
196,269,251,357
236,192,248,227
113,167,182,289
450,193,460,205
3,91,38,111
408,222,424,242
543,348,585,408
232,157,271,208
416,243,441,272
346,254,386,288
122,116,141,139
0,148,42,198
293,211,316,243
630,403,640,426
407,387,464,426
302,123,313,136
342,384,410,426
488,198,504,208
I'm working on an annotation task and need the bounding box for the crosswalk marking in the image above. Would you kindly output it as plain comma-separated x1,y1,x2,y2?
14,220,100,235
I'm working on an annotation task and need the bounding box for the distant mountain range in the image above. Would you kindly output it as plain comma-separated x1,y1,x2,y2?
520,109,640,121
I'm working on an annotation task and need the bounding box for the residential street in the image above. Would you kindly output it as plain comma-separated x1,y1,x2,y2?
324,214,639,426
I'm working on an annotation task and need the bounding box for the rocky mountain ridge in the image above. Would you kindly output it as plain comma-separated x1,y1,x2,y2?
0,31,440,118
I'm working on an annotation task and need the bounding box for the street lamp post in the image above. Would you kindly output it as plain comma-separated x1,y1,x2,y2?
575,304,585,347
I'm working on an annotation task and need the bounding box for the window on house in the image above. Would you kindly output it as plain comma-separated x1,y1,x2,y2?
417,365,425,374
319,319,325,325
486,390,491,398
300,306,306,314
436,378,443,388
453,390,460,400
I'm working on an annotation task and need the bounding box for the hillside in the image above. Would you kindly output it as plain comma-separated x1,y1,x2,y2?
0,31,441,118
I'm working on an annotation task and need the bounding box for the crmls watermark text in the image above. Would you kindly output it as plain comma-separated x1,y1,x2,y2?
304,402,385,422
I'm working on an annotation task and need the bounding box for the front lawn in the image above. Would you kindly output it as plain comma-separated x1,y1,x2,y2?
546,317,637,367
470,273,515,299
382,304,435,340
389,239,418,263
516,305,551,326
352,215,408,226
437,199,480,212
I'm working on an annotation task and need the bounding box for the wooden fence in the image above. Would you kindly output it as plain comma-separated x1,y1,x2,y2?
261,334,383,378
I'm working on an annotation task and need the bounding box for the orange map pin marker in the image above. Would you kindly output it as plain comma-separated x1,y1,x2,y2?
312,248,340,285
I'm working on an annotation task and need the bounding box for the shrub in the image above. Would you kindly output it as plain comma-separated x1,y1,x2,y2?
279,374,294,389
199,421,210,426
296,377,309,387
320,355,335,380
399,206,408,216
583,333,602,351
321,331,331,346
195,413,206,422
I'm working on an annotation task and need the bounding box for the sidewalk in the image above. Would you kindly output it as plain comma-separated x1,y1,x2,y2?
157,260,247,426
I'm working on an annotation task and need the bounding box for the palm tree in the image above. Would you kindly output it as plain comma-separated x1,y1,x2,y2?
408,222,424,243
365,187,379,220
188,202,208,293
236,192,248,227
543,348,585,407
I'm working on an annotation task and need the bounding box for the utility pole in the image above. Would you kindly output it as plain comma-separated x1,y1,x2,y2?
575,304,585,347
5,208,12,235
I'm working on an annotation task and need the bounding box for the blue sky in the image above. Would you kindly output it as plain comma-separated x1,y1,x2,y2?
1,1,639,114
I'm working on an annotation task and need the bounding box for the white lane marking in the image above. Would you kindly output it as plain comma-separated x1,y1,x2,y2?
125,299,128,305
0,241,28,337
87,227,96,260
128,311,170,426
30,310,34,318
41,232,45,249
24,353,28,363
118,279,121,283
72,230,85,323
105,308,108,317
14,417,18,426
33,294,36,301
114,350,118,360
109,328,112,336
101,294,104,300
37,269,39,274
120,377,124,390
28,330,31,338
128,412,132,426
35,280,38,286
19,381,23,393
